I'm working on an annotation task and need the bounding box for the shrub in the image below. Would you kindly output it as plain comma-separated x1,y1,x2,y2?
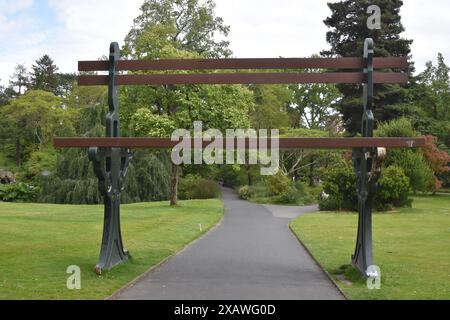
376,166,412,210
267,171,291,196
179,174,219,200
375,117,419,138
386,149,434,193
319,162,357,211
238,185,254,200
0,182,40,202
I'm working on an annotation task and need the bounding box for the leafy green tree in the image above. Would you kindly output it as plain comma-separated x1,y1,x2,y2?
1,90,73,166
122,0,254,205
323,0,413,134
124,0,231,58
250,85,290,130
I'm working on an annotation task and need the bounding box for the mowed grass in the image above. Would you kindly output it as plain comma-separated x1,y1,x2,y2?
290,195,450,300
0,199,223,300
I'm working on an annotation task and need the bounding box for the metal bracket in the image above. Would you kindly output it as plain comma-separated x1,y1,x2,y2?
352,38,377,277
89,43,132,273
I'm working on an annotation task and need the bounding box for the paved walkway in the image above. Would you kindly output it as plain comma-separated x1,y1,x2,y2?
113,187,344,300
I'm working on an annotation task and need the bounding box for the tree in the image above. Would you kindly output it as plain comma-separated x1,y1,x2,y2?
287,56,342,129
250,85,291,130
124,0,231,58
30,55,59,94
9,64,29,97
323,0,413,134
1,90,73,167
122,0,253,205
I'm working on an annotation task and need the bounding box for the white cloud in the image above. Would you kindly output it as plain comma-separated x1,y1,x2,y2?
0,0,34,14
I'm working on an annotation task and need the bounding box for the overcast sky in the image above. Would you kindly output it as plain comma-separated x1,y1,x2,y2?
1,0,449,86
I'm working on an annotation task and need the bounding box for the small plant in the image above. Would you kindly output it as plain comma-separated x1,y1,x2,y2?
0,182,40,202
376,166,412,210
238,185,254,200
319,162,357,211
179,174,219,200
267,171,291,196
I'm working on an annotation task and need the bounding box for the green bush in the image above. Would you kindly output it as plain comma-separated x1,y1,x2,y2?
179,174,219,200
376,117,434,192
376,166,412,210
238,185,254,200
319,162,357,211
267,171,291,196
0,182,40,202
386,149,434,192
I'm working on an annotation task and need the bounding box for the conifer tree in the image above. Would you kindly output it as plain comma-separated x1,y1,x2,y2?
322,0,413,134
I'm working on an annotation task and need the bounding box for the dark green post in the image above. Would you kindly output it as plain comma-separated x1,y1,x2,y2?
89,43,132,274
352,38,377,277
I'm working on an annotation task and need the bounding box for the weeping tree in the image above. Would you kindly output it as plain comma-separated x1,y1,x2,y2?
39,86,171,204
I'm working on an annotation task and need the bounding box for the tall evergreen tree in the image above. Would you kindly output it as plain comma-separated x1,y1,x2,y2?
30,55,59,94
322,0,413,134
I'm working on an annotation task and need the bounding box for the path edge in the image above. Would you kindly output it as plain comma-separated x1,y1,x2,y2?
288,221,348,300
105,201,226,300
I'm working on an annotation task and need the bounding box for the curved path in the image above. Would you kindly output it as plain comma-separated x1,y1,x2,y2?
113,187,344,300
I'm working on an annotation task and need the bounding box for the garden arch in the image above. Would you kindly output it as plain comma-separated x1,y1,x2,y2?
54,38,425,277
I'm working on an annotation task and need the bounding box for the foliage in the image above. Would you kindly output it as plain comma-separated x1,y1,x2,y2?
323,0,413,134
23,149,57,181
287,55,342,129
376,118,435,192
124,0,231,58
385,149,434,193
267,171,291,196
179,174,219,200
319,161,357,211
375,117,418,138
376,166,411,210
131,108,176,137
422,135,450,191
238,185,254,200
250,85,290,130
0,182,40,202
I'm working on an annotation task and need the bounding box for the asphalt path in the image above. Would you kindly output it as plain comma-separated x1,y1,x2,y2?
113,187,344,300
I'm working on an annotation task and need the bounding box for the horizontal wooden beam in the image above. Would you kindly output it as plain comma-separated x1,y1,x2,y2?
54,137,425,149
78,72,407,86
78,57,408,71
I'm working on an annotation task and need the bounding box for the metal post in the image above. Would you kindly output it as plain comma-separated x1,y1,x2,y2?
352,38,377,277
89,42,132,274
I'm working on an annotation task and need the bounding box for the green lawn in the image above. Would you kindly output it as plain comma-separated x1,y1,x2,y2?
290,195,450,300
0,199,223,300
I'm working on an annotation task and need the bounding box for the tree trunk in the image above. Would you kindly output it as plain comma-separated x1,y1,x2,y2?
309,162,315,187
246,164,253,186
15,138,22,167
170,163,179,206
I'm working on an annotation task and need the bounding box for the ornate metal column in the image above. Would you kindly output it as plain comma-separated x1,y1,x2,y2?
89,43,132,274
352,38,378,277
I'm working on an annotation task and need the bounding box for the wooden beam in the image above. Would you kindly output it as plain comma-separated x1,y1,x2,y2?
78,57,408,71
54,137,425,149
78,72,408,86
